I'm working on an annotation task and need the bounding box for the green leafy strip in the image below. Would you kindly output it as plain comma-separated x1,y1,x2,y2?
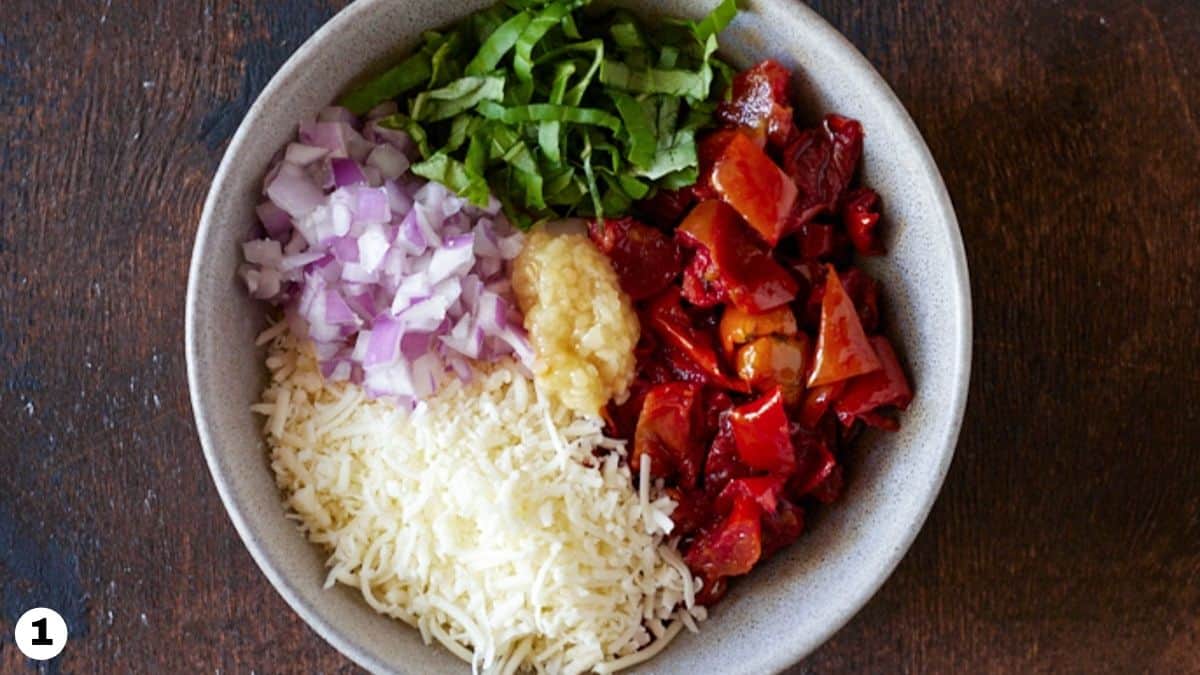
338,0,740,225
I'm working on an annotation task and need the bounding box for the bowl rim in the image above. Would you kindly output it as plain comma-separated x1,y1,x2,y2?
185,1,972,672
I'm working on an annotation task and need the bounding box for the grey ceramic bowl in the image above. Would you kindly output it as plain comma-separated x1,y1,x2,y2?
186,0,971,672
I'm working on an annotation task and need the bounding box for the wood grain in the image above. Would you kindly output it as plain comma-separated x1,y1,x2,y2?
0,0,1196,673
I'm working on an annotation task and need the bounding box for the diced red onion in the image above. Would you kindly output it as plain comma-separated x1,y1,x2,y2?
365,121,416,157
350,186,390,225
367,144,410,181
357,225,390,272
243,106,530,401
285,143,329,166
256,201,292,239
317,106,359,126
394,210,428,254
266,162,325,219
383,180,413,216
324,289,360,326
329,236,359,263
364,317,403,367
331,158,367,187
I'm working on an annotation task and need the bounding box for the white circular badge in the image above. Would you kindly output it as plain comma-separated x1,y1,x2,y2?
14,607,68,660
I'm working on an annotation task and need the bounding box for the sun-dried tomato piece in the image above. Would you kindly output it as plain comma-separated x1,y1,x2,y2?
684,492,763,581
781,114,864,230
633,382,705,488
841,186,884,256
715,475,786,516
664,487,713,537
808,464,844,504
680,247,727,308
635,186,699,229
588,217,682,300
795,221,851,263
716,59,798,149
701,388,734,440
787,423,837,498
703,418,752,498
760,496,805,558
840,267,881,334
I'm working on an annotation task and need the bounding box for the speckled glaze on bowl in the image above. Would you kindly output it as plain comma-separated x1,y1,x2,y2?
185,1,971,672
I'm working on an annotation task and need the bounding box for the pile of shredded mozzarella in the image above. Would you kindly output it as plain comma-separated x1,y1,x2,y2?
253,325,704,674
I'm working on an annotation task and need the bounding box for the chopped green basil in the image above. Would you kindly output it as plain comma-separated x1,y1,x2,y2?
339,0,740,226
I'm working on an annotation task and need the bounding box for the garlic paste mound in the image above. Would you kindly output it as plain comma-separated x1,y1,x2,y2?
513,227,639,416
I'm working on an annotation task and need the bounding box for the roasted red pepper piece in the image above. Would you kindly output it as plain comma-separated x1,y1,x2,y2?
807,266,881,387
716,60,797,149
695,129,743,201
841,187,884,256
797,381,844,430
680,246,727,308
716,475,786,516
633,382,705,488
684,492,763,582
718,305,798,358
711,132,798,246
834,335,913,429
735,335,810,405
727,387,796,474
808,464,844,504
796,221,851,263
664,487,713,537
588,217,682,300
678,201,799,313
701,388,734,439
781,115,864,230
788,423,837,498
637,186,698,228
760,496,805,558
704,418,752,498
644,288,749,392
838,267,881,334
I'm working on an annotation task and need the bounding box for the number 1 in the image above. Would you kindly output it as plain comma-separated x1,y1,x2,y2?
31,616,53,646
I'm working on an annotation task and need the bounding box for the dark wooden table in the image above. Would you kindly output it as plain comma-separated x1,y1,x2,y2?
2,0,1197,672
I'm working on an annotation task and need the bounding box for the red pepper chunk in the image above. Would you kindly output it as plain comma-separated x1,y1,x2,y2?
684,492,763,582
716,475,786,516
807,266,881,387
727,387,796,474
703,418,752,498
797,381,844,430
760,496,805,558
633,382,705,488
678,201,798,313
644,288,749,393
834,335,913,429
788,424,837,498
711,132,798,246
716,59,798,149
841,187,884,256
588,217,682,300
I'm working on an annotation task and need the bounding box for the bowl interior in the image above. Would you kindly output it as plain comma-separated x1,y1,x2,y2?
186,1,971,673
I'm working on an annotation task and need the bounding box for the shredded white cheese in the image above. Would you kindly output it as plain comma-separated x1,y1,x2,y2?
257,330,704,674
